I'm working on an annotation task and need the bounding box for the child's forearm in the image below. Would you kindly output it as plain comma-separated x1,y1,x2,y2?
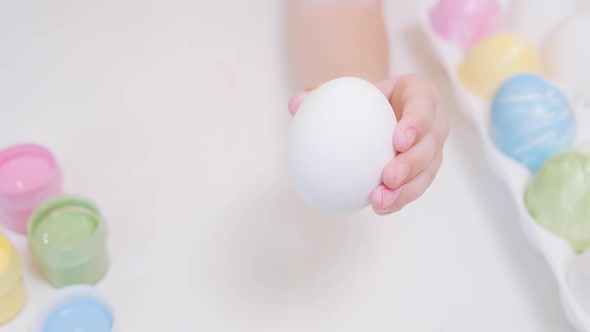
288,0,390,88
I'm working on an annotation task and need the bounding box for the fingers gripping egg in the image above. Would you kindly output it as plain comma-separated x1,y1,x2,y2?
287,77,397,213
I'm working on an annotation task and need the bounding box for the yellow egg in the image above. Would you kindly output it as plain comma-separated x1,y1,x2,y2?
458,33,541,101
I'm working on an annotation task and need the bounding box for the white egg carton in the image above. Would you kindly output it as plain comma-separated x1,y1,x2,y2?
419,1,590,331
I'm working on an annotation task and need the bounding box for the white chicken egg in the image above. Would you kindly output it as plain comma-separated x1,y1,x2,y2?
287,77,397,213
508,0,577,48
542,14,590,101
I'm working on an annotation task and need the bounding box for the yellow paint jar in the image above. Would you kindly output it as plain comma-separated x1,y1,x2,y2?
0,232,26,325
458,32,542,101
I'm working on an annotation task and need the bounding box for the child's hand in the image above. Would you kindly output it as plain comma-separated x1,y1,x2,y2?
287,74,449,215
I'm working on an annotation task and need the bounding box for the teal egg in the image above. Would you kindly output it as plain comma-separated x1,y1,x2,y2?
490,73,576,171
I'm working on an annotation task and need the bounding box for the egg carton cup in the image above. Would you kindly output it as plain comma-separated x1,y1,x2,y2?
419,3,590,331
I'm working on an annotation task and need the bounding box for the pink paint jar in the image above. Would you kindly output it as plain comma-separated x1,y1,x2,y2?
429,0,503,51
0,144,62,234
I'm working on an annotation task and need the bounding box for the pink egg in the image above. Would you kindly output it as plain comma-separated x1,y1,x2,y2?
430,0,503,50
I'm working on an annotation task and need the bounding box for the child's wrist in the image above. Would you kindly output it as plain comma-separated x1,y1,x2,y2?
295,0,380,10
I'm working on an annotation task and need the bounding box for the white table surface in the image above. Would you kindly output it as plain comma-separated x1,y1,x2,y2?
0,0,577,331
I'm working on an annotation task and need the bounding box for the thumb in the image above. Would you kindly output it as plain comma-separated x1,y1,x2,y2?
287,83,321,116
288,90,312,116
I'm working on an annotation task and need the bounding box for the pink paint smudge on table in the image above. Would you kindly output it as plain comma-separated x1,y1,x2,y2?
217,63,237,92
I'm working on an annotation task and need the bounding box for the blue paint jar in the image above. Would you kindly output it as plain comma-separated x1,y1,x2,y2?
43,299,112,332
33,285,114,332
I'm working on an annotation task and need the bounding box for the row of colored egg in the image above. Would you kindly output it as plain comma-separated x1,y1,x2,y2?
431,0,590,102
0,143,112,330
430,0,590,254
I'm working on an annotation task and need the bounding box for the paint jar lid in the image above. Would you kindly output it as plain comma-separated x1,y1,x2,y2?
0,143,61,210
28,195,107,266
0,232,22,295
32,285,115,332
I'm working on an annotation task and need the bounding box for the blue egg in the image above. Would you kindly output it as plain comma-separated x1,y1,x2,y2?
490,73,576,171
43,299,113,332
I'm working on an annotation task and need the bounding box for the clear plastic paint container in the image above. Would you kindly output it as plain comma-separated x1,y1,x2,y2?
0,143,62,234
0,232,26,325
32,285,115,332
29,195,109,288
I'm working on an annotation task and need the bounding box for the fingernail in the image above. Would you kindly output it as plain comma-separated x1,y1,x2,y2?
382,186,403,209
288,91,310,116
398,128,418,152
393,163,410,188
402,128,417,149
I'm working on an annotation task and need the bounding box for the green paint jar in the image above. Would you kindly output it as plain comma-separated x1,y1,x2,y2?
28,196,109,288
